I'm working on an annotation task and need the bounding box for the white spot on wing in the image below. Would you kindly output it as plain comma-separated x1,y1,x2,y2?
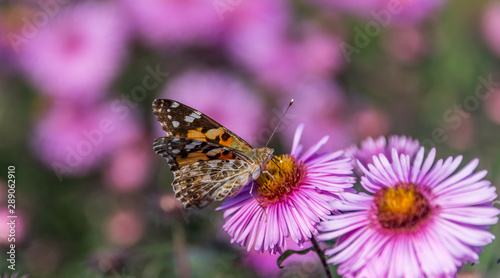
185,142,200,149
172,121,179,128
167,115,172,119
184,116,195,123
171,102,179,108
191,112,202,119
207,149,222,155
172,149,180,154
167,109,171,112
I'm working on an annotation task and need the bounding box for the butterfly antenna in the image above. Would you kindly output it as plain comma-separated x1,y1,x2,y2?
265,99,294,148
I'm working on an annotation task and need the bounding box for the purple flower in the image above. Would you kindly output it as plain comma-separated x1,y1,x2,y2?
119,0,221,47
18,2,128,103
160,69,266,145
317,148,499,277
217,124,355,254
345,135,420,174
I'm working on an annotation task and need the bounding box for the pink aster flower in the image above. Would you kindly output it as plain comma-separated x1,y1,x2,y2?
317,148,500,277
345,135,420,174
217,124,355,254
18,2,128,103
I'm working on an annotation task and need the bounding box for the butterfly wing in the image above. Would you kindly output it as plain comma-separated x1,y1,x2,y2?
172,159,256,208
154,137,258,208
153,99,252,152
153,137,252,171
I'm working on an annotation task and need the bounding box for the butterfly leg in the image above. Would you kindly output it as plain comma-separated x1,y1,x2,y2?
262,171,278,183
249,180,268,222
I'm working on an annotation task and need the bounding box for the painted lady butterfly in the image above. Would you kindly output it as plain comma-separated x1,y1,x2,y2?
153,99,274,208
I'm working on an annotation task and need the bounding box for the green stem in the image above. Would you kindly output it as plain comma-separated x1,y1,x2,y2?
311,236,333,278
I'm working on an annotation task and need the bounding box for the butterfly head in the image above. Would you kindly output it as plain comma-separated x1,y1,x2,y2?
254,147,274,167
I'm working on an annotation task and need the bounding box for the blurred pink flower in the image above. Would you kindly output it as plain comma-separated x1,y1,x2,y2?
445,115,474,151
243,240,322,277
296,28,345,78
221,0,297,92
32,101,141,177
0,5,36,72
18,2,128,102
281,80,353,151
221,1,344,93
313,0,381,14
160,70,267,145
227,29,301,93
482,2,500,57
103,137,153,193
484,88,500,124
105,210,144,247
352,107,391,139
314,0,446,24
220,0,289,35
384,26,427,62
0,209,27,244
119,0,221,47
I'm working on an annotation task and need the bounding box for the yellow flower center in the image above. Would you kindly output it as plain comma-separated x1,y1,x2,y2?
256,155,306,207
374,183,431,231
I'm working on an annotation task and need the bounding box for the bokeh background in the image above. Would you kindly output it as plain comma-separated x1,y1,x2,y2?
1,0,500,277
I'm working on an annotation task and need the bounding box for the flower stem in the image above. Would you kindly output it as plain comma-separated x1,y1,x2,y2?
311,235,332,278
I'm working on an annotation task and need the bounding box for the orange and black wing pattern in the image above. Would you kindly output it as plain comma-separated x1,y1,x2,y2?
153,99,252,152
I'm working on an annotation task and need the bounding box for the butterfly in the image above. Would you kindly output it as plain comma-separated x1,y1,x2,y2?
152,99,274,209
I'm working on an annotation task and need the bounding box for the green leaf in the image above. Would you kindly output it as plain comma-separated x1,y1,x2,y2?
277,247,314,269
